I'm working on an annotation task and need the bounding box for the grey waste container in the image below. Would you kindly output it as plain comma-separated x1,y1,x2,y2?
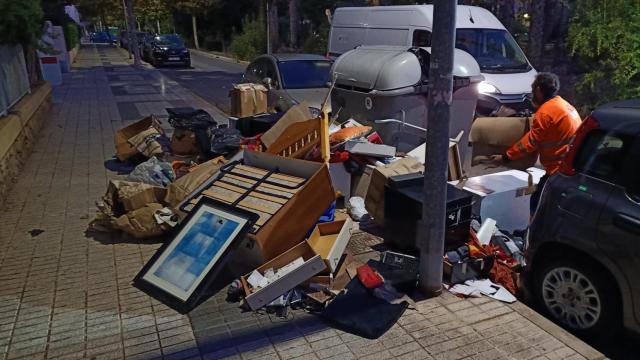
330,46,483,158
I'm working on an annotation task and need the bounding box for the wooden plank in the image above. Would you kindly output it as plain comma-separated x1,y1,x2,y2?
238,196,281,215
202,188,239,204
237,205,270,226
224,173,299,195
234,165,306,184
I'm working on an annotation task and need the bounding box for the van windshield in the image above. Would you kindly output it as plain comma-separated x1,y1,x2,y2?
456,29,530,73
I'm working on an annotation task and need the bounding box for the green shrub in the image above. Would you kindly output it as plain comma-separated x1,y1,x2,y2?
229,16,266,61
64,22,79,51
302,26,328,55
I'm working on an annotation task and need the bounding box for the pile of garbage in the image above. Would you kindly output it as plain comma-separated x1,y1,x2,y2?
444,218,526,303
88,83,544,340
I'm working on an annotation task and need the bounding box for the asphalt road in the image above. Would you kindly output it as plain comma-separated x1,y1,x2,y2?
157,51,246,115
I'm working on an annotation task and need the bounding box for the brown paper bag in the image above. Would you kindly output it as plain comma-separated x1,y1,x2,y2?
164,157,226,207
113,203,166,238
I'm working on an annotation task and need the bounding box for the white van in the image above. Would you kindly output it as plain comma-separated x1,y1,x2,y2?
329,5,537,116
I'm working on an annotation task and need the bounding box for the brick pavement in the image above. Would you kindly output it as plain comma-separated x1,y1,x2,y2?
0,45,605,360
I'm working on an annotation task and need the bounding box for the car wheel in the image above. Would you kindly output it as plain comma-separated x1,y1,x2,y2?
533,257,620,339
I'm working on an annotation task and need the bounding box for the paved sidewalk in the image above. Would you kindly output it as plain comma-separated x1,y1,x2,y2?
0,45,605,360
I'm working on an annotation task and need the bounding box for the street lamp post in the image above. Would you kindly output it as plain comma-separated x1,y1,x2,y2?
418,0,457,297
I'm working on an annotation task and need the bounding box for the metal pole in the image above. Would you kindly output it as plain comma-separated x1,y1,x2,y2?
125,0,141,66
418,0,457,297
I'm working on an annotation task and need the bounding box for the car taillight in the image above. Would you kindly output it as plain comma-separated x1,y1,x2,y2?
559,115,599,176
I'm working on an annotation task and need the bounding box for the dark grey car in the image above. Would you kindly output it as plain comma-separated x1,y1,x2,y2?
243,54,332,113
525,99,640,338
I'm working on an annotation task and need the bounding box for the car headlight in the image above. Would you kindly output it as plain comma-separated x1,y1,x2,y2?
478,81,500,94
182,49,189,54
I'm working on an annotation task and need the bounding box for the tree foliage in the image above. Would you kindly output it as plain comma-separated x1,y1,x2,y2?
77,0,125,27
568,0,640,108
229,16,266,61
0,0,44,45
172,0,219,15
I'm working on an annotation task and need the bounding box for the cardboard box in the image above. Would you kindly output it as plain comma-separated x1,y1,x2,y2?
307,219,353,273
449,167,545,232
407,139,463,181
115,116,156,161
229,84,268,118
170,129,198,155
241,241,327,310
260,103,312,148
469,117,537,170
365,157,423,227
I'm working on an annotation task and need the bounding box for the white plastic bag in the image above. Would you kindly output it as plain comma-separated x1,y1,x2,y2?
347,196,368,221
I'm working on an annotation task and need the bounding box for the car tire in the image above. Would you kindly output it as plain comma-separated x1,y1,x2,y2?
533,256,620,339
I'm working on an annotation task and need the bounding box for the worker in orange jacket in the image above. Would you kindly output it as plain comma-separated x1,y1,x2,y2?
492,72,582,215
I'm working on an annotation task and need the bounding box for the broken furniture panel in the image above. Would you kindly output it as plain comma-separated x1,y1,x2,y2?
241,241,327,310
178,151,335,263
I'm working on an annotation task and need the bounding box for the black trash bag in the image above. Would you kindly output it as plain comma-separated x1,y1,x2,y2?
166,107,217,130
167,107,217,157
210,127,242,156
321,260,414,339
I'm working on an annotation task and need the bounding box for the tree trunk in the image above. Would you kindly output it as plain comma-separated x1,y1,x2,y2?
289,0,300,48
125,0,141,65
192,14,200,49
157,19,161,34
24,44,42,86
528,0,546,69
268,1,279,52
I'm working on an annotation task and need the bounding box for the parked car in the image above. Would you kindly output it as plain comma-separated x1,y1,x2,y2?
525,99,640,338
329,5,537,116
90,32,110,43
142,34,190,67
243,53,332,113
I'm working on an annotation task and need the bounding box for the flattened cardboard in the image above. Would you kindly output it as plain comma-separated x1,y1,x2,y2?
115,116,156,161
260,103,313,148
469,116,537,170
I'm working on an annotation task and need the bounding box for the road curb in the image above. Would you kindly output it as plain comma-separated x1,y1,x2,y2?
508,301,606,359
189,48,249,65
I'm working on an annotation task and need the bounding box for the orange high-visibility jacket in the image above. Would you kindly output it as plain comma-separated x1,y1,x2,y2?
506,96,582,174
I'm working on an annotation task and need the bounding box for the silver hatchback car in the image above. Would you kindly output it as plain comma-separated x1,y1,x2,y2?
243,53,332,113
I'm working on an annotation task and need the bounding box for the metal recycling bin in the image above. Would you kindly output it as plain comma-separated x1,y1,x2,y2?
330,46,483,158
